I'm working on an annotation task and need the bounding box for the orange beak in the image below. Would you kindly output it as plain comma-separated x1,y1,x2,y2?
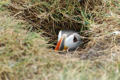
55,38,63,51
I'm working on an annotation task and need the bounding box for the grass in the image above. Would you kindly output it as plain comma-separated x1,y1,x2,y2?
0,0,120,80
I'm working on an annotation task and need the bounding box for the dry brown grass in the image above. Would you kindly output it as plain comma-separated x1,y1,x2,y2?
7,0,103,44
0,0,120,80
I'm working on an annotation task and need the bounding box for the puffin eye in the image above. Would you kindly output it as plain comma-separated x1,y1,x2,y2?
73,36,77,42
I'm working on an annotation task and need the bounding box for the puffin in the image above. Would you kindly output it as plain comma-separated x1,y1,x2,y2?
55,30,82,51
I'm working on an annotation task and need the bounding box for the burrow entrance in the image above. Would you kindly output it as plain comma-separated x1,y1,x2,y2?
6,0,106,59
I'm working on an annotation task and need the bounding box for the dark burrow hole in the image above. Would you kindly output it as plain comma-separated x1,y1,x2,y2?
17,14,90,51
27,23,91,51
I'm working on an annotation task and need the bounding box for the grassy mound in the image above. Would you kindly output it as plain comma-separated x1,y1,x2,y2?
0,0,120,80
8,0,103,44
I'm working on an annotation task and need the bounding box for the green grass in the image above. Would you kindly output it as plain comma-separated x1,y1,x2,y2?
0,0,120,80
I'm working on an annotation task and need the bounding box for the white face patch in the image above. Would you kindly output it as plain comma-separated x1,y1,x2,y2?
64,33,81,50
58,30,62,41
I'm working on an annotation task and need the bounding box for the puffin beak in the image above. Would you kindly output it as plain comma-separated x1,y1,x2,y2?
55,37,65,51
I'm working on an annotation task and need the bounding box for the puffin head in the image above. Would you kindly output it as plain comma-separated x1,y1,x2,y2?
55,33,81,51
